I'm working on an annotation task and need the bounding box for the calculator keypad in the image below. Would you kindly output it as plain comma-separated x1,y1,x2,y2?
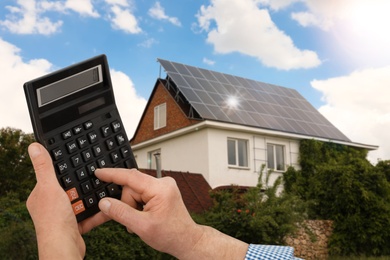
47,111,137,222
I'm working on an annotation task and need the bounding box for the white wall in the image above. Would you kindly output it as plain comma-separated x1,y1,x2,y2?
132,126,300,189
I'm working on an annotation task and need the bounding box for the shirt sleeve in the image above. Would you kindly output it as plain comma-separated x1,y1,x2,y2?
244,244,302,260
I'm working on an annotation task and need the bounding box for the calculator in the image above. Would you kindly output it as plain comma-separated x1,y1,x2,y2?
24,54,138,222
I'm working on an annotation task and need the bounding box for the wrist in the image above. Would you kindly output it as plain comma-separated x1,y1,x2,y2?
176,225,248,260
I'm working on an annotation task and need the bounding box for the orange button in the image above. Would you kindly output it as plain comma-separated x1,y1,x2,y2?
72,200,85,215
66,187,79,202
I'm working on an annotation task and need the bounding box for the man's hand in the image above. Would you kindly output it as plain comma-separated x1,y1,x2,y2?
95,169,248,260
26,143,109,259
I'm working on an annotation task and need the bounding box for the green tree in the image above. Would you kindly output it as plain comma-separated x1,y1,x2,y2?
0,127,35,201
284,139,390,256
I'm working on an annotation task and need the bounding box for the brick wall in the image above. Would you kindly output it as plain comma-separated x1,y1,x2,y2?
132,81,199,145
285,220,333,260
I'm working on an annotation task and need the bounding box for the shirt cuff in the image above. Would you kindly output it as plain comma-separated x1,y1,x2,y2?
245,244,301,260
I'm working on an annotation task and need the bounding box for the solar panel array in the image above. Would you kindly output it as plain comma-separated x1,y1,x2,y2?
158,58,350,142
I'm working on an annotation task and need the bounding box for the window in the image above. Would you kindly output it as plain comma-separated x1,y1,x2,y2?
267,144,285,171
154,103,166,130
227,138,248,167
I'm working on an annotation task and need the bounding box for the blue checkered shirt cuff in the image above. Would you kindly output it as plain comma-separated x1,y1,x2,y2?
245,244,302,260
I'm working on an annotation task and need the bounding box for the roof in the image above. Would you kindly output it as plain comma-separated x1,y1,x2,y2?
157,59,351,142
139,168,213,214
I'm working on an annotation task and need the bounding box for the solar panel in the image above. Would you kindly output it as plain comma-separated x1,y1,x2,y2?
157,58,350,142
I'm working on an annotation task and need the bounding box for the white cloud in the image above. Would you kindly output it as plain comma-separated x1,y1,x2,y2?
0,38,146,138
0,0,101,35
106,1,142,34
109,70,147,137
0,38,52,132
148,2,181,27
138,38,159,48
65,0,100,17
312,66,390,163
0,0,63,35
203,57,215,66
196,0,321,70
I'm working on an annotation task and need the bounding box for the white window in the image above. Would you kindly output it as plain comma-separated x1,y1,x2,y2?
267,144,285,171
227,138,249,167
154,103,166,130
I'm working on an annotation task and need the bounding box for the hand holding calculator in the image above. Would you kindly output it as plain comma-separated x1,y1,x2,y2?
24,55,138,222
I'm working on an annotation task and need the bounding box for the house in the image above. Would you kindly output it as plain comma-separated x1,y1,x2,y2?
130,59,378,189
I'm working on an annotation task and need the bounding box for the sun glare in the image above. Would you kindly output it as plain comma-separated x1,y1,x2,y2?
227,96,239,108
335,0,390,63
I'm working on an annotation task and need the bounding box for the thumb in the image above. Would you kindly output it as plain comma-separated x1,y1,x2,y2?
99,198,145,233
28,142,57,184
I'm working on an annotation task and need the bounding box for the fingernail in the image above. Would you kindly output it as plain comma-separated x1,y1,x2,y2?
28,144,41,159
99,199,111,214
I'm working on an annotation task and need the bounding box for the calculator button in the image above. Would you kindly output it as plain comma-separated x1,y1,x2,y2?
92,178,103,188
107,183,121,196
116,134,126,145
88,131,98,144
96,188,107,200
110,151,120,163
82,149,93,162
62,175,75,188
81,180,93,194
71,154,82,167
106,138,115,150
101,125,111,137
92,145,102,157
84,194,97,208
66,141,78,154
73,125,83,135
77,136,88,149
97,157,108,168
71,200,85,215
62,130,72,140
57,161,69,174
112,121,121,132
84,121,93,130
121,147,130,158
124,160,134,169
76,168,88,180
52,148,63,161
66,187,79,202
86,163,97,175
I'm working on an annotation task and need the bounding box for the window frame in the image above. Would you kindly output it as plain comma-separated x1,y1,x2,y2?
154,103,167,130
227,138,249,168
267,143,285,171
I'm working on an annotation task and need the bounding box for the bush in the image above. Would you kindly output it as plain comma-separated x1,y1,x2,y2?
195,167,307,245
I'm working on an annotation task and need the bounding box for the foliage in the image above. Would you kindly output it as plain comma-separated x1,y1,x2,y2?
0,193,38,259
283,139,390,256
195,166,307,245
83,220,174,260
0,128,35,201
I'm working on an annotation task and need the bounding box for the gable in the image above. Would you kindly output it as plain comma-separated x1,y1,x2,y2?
131,80,199,145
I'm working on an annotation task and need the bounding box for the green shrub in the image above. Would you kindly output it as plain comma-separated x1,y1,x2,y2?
196,167,307,245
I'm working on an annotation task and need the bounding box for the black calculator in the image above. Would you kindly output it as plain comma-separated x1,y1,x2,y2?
24,54,138,222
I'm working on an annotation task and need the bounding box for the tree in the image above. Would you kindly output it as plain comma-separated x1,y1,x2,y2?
0,127,35,201
284,139,390,256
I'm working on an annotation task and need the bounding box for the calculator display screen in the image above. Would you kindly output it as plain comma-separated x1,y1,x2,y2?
37,65,103,107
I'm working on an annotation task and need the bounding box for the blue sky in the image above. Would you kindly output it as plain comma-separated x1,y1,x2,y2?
1,0,390,162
